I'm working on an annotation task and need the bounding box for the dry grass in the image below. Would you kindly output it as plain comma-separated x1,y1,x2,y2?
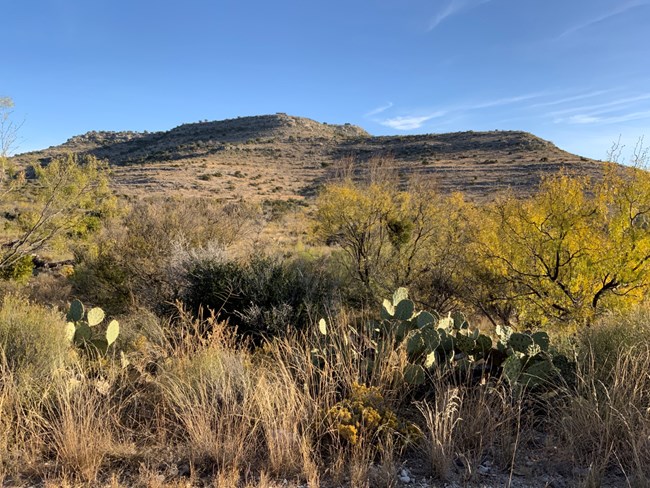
417,387,462,480
556,344,650,486
43,376,115,483
1,294,649,487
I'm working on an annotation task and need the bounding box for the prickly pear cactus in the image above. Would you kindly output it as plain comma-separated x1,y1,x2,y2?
508,332,534,354
65,299,119,354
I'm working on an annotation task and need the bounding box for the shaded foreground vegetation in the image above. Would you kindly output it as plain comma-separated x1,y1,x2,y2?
1,152,650,487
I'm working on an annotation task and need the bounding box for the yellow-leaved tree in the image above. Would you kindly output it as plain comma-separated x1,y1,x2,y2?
313,176,468,309
475,166,650,328
0,154,116,281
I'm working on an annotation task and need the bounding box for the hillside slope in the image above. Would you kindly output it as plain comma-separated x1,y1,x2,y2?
14,113,604,201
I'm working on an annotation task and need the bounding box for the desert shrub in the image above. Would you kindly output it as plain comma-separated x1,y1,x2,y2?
0,255,33,283
0,295,69,385
262,198,307,221
185,254,340,338
72,197,261,314
327,381,419,447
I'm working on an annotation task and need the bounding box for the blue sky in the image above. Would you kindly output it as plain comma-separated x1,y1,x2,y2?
3,0,650,160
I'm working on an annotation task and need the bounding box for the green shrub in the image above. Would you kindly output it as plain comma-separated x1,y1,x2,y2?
185,255,340,338
0,295,70,384
0,255,34,283
72,197,261,314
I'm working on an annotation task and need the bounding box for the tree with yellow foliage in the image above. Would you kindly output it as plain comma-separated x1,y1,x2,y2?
313,176,468,308
475,166,650,328
0,154,115,281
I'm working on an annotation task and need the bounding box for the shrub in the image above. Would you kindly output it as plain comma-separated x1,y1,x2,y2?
327,381,419,447
0,295,69,384
72,197,261,313
0,255,33,283
185,255,340,338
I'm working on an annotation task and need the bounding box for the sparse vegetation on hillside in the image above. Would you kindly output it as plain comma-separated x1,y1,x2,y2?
10,114,604,203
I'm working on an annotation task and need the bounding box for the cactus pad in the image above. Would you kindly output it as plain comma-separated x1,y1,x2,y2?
394,299,415,320
67,299,84,322
318,318,328,336
531,331,550,351
105,320,120,346
508,333,534,353
403,363,425,385
87,307,105,327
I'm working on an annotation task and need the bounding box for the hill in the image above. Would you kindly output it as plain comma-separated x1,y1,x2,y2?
13,113,604,201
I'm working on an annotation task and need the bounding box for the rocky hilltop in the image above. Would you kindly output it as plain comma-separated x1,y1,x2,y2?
14,114,602,201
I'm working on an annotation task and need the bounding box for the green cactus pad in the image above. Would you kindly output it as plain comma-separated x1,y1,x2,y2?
455,331,476,354
105,320,120,346
474,334,493,355
502,355,523,383
407,330,426,357
90,338,109,355
416,311,436,328
74,323,92,343
451,311,468,330
318,318,328,336
87,307,105,327
421,325,440,351
508,333,534,354
521,360,554,387
531,331,550,351
67,299,84,322
394,299,415,320
404,363,425,385
395,319,414,341
438,329,456,353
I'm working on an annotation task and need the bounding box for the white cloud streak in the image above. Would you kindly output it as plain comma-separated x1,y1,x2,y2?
527,89,615,109
549,94,650,117
562,110,650,125
380,112,446,130
375,92,544,131
559,0,650,38
466,92,548,110
364,102,394,117
428,0,492,31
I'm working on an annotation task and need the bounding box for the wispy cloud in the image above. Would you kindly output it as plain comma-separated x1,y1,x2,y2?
559,0,650,38
428,0,492,31
375,92,543,131
380,112,446,130
549,94,650,117
563,110,650,125
527,89,616,109
466,92,548,110
364,102,393,117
